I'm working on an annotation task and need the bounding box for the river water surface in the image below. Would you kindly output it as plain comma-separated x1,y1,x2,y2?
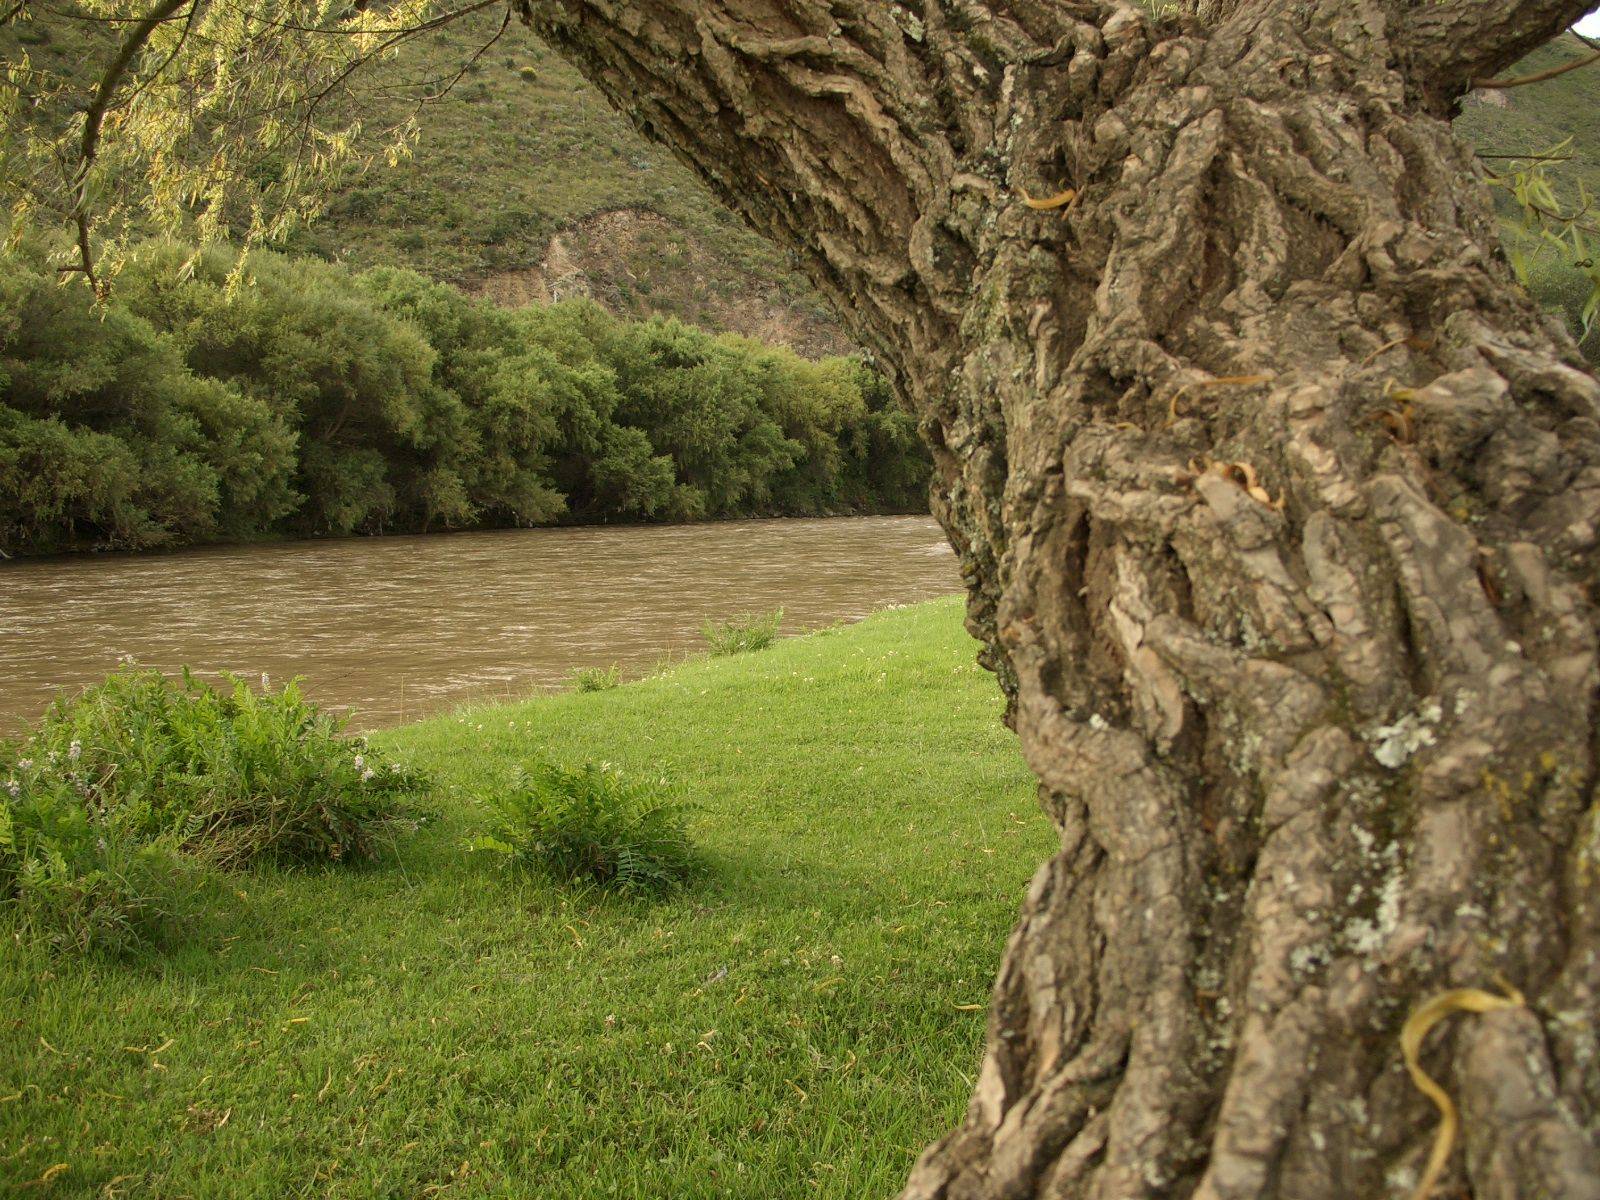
0,516,959,732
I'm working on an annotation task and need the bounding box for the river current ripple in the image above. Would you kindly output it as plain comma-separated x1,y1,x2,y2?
0,516,959,732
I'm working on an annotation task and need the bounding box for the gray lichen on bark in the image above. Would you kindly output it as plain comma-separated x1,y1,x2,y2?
522,0,1600,1195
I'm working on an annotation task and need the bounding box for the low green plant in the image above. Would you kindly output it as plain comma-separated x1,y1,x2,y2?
470,760,695,894
8,667,427,870
0,777,188,956
700,608,783,656
1,666,429,952
569,664,621,693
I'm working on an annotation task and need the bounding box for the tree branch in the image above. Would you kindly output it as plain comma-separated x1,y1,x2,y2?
517,0,1120,375
70,0,194,294
31,0,190,24
1475,151,1578,161
1398,0,1595,101
1473,38,1600,88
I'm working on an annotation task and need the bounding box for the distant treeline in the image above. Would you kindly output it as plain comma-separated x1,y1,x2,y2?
0,244,928,555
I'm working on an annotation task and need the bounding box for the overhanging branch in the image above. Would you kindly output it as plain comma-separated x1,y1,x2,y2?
1475,46,1600,88
1399,0,1595,101
70,0,194,295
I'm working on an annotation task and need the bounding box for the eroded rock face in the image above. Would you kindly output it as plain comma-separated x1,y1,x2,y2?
469,206,852,358
524,1,1600,1196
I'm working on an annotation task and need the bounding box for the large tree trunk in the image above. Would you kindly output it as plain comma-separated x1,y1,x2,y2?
522,1,1600,1194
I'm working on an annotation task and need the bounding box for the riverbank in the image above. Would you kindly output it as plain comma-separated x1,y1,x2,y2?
1,598,1053,1198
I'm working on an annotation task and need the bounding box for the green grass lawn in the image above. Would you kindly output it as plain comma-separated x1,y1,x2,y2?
1,598,1053,1199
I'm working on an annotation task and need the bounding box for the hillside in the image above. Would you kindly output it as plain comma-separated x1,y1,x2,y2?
285,14,853,357
1456,30,1600,203
305,18,1600,352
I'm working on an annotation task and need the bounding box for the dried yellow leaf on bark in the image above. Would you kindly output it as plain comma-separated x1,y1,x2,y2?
1400,983,1525,1200
1020,188,1077,210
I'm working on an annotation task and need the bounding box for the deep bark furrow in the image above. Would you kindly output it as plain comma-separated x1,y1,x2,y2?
523,1,1600,1195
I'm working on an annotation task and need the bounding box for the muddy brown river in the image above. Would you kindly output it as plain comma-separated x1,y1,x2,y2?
0,516,959,732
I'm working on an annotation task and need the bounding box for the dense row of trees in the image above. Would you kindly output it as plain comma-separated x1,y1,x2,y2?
0,244,927,555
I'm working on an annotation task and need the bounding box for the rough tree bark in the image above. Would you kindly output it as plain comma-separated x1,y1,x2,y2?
519,1,1600,1195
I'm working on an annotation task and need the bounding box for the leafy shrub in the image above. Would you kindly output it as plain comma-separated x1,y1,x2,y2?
0,777,187,956
2,667,427,951
0,253,299,553
470,761,694,894
702,608,783,656
9,667,425,869
569,664,622,693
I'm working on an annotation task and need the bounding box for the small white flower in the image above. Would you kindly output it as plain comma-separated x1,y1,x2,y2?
16,759,32,771
353,754,365,770
4,780,18,799
68,740,82,762
361,768,376,781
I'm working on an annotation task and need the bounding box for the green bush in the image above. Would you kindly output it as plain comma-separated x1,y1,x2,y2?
702,608,783,656
0,252,299,553
2,667,428,951
470,761,694,894
0,776,187,956
569,664,622,693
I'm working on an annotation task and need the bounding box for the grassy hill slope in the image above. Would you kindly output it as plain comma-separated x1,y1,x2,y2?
285,14,850,356
1456,31,1600,203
